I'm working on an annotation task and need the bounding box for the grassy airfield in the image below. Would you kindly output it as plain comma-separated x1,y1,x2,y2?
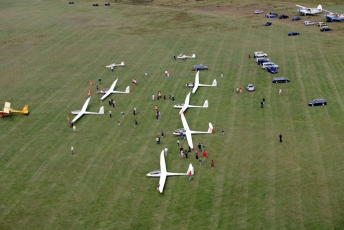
1,0,344,229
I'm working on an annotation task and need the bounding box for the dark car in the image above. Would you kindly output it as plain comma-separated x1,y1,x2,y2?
193,64,208,71
320,27,332,32
272,77,290,83
279,14,289,19
267,66,277,74
288,31,300,36
257,58,271,65
308,98,327,106
265,22,272,26
92,3,99,6
292,16,301,21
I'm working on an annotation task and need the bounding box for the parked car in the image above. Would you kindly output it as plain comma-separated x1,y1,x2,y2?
193,64,208,71
267,66,278,74
92,3,99,6
320,26,332,32
292,16,301,21
279,14,289,19
318,22,327,27
256,58,271,65
308,98,327,106
304,20,316,26
262,62,279,69
266,12,278,18
254,10,264,14
246,84,255,92
265,22,272,26
254,51,267,58
272,77,290,83
288,31,300,36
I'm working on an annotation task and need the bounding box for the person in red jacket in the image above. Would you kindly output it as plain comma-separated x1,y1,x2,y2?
211,160,214,169
202,150,207,160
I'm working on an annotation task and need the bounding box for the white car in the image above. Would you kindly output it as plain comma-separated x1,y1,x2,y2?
254,10,264,14
304,20,316,26
262,62,279,69
246,84,255,91
254,51,267,58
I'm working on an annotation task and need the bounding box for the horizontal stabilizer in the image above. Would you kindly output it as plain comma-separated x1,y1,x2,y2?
212,79,217,86
191,54,196,58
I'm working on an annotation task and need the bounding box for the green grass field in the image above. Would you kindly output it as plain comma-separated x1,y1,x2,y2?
1,0,344,229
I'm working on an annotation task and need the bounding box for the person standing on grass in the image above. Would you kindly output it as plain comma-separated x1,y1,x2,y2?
248,53,251,59
177,139,180,147
67,116,70,124
222,128,225,136
279,89,282,95
161,130,164,138
152,94,155,100
156,136,160,144
164,94,166,100
199,158,202,166
279,134,283,142
73,125,76,133
109,110,112,117
261,101,264,108
135,118,138,125
98,78,102,84
164,147,168,156
113,100,116,108
203,150,207,160
211,160,214,169
201,143,205,151
171,94,175,101
188,170,193,181
198,143,202,151
118,121,120,126
195,151,199,160
71,146,74,155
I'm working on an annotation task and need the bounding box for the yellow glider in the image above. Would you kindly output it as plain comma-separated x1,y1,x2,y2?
1,102,29,116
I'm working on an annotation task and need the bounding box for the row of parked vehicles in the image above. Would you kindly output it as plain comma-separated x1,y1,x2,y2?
261,11,333,32
254,52,290,82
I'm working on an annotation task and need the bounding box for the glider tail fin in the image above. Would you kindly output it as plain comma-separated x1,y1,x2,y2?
317,5,322,11
208,123,214,133
187,164,194,175
203,100,209,108
22,105,29,114
125,86,130,93
212,79,217,86
120,62,125,66
192,54,196,58
99,106,105,114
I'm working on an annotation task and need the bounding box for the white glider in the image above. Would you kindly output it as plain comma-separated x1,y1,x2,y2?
100,78,130,102
174,92,208,114
173,112,213,150
192,71,217,94
147,150,194,194
71,97,104,123
106,61,125,70
177,53,196,60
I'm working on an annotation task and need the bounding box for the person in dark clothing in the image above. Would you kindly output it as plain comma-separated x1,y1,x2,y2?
262,98,265,104
174,56,176,60
198,143,202,151
261,101,264,108
279,134,283,142
135,118,138,125
188,146,191,152
195,151,199,159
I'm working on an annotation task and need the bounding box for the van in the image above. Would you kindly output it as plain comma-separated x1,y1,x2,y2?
256,58,270,65
193,64,208,71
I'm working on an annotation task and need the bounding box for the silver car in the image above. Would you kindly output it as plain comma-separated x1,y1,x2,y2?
304,20,316,26
254,10,264,14
246,84,255,91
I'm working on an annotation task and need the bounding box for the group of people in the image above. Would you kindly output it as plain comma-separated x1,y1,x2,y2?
152,91,175,101
108,98,116,107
